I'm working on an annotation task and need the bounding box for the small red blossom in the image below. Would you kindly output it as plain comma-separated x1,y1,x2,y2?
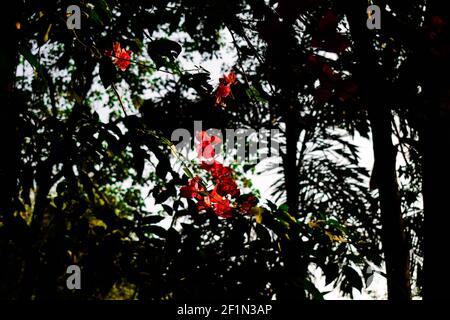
180,177,205,199
336,80,359,103
215,72,238,106
209,188,233,218
428,16,446,40
239,195,258,214
431,15,446,29
213,198,233,218
201,161,233,180
106,42,132,71
196,196,212,211
311,11,350,54
318,11,339,33
195,131,222,159
215,176,240,198
223,72,237,85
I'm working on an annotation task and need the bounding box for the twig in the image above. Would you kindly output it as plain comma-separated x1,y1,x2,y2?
391,118,410,168
227,26,261,113
111,82,128,116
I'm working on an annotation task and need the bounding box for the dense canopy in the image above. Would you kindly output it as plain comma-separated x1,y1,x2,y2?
1,0,449,300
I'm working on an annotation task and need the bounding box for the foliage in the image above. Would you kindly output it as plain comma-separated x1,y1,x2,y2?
1,0,441,300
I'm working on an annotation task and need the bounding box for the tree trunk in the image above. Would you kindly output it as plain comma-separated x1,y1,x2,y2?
422,0,450,300
0,1,20,216
343,1,411,300
284,106,300,215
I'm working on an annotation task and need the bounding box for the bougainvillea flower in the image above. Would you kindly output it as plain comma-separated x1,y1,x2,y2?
196,196,212,211
215,176,240,198
318,11,339,33
239,195,258,214
215,72,238,106
209,188,233,218
335,80,359,103
307,55,339,81
223,72,238,85
428,16,446,40
213,198,233,218
195,131,222,159
201,161,232,180
314,82,334,104
180,177,205,199
311,11,350,54
106,42,132,71
311,33,350,54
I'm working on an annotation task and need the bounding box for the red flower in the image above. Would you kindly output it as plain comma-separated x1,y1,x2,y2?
431,16,446,29
239,195,258,214
180,177,205,199
181,180,236,218
318,11,339,33
201,159,240,197
201,161,232,180
223,72,237,85
196,196,212,211
428,16,446,40
209,188,233,218
336,80,359,103
214,198,233,218
215,176,240,198
215,72,237,106
195,131,221,159
106,42,132,71
311,11,350,54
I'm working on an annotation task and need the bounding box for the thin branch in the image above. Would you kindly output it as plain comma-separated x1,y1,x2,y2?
227,26,261,113
392,118,411,168
111,82,128,116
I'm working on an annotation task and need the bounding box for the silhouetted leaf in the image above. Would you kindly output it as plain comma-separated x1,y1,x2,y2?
147,39,182,67
99,57,117,89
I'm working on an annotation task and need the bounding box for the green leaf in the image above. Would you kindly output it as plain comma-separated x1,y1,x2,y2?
19,47,44,76
243,163,256,172
278,203,289,213
95,0,112,23
245,86,268,103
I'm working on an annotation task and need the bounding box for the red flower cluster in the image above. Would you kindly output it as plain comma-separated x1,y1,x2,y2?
180,177,205,199
215,72,238,106
427,15,446,40
106,42,132,71
181,176,235,218
308,54,358,104
239,195,258,214
180,131,258,218
311,11,350,54
202,161,240,198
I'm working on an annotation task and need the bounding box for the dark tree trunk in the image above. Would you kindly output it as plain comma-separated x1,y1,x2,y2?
343,1,411,300
284,106,300,216
422,0,450,301
0,1,20,216
422,94,450,300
